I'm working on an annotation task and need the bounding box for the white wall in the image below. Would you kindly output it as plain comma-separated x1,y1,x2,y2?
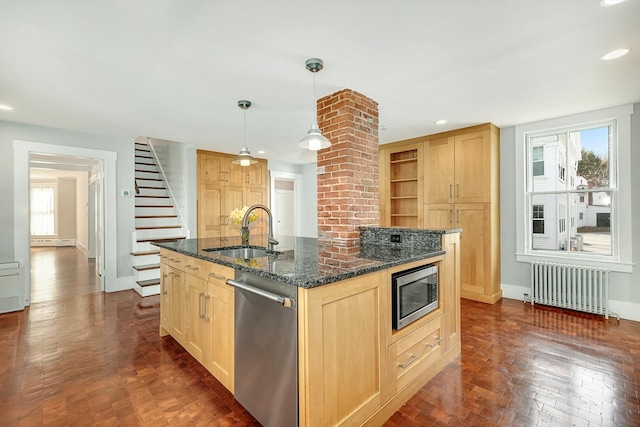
148,137,196,236
500,103,640,321
1,120,135,280
301,163,318,238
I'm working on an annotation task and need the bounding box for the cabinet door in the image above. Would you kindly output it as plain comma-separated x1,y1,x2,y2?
225,186,245,237
198,184,224,238
204,271,235,392
298,270,387,427
198,151,227,186
244,186,268,237
424,204,454,229
441,232,460,352
226,159,246,187
160,263,172,335
185,273,207,363
455,203,490,298
169,269,185,346
454,130,491,203
245,160,267,187
424,137,455,204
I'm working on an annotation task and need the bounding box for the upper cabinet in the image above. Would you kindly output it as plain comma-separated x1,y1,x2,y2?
424,130,494,204
197,150,268,239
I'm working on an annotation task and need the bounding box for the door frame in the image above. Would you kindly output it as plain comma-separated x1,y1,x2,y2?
13,141,116,308
270,171,302,238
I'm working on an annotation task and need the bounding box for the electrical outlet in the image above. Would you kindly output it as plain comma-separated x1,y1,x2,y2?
390,234,401,243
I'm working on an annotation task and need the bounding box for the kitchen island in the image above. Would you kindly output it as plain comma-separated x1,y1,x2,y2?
155,227,461,427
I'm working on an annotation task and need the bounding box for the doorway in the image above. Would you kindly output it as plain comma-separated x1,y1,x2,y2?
270,171,302,251
29,162,102,302
13,141,117,310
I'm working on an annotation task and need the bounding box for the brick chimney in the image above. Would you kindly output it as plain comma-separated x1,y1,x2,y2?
316,89,379,246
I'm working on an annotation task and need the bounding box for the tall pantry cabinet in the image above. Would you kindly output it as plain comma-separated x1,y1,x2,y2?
197,150,268,240
380,123,501,304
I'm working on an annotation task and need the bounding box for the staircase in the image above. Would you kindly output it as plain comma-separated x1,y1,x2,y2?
131,140,187,297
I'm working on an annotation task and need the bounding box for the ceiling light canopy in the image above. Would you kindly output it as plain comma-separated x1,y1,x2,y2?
298,58,331,151
600,48,630,60
232,100,258,167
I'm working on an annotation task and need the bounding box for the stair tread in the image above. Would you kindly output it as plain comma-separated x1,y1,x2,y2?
136,214,178,218
136,195,170,199
131,250,161,256
135,205,174,208
135,155,153,159
137,278,161,287
133,263,160,271
135,169,160,173
137,236,186,243
138,186,166,190
135,178,163,182
136,225,181,230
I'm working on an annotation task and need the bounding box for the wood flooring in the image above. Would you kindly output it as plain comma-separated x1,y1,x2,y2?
1,249,638,426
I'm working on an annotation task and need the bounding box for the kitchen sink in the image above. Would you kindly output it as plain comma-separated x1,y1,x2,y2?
207,247,281,259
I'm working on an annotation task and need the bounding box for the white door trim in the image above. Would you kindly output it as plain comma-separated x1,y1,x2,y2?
270,171,302,237
13,141,117,307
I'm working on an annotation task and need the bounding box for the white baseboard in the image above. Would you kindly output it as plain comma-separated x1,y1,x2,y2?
501,283,640,322
105,276,134,293
76,242,88,256
30,238,76,247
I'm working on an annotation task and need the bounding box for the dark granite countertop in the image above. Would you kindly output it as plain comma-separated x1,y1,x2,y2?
153,232,449,288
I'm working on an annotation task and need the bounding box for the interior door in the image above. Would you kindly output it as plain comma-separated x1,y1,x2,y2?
275,189,294,240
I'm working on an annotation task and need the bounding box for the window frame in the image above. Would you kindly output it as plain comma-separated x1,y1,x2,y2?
515,104,633,273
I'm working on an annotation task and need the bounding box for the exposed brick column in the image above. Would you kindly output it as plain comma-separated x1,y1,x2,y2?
317,89,379,247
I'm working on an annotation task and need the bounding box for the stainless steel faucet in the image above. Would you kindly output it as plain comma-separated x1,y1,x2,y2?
242,204,279,251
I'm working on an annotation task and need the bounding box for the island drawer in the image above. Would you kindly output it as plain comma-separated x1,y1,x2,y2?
389,315,443,392
161,250,185,270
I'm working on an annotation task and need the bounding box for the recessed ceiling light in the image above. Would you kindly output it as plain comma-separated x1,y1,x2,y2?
0,104,13,111
380,124,389,131
600,48,630,60
257,150,265,154
600,0,626,6
435,119,447,125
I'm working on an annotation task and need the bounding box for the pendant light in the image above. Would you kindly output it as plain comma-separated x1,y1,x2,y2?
233,100,258,167
298,58,331,151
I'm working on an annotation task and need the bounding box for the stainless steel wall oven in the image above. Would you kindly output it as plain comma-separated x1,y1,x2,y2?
392,263,438,330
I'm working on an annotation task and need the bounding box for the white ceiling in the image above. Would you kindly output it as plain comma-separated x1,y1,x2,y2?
1,0,639,165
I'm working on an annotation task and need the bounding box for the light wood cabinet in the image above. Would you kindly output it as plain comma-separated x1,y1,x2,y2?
197,150,268,239
379,142,423,228
298,270,388,427
204,266,235,392
184,268,207,363
381,123,501,304
160,253,235,393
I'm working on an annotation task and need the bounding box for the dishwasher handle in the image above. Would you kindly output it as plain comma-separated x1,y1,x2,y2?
226,279,294,308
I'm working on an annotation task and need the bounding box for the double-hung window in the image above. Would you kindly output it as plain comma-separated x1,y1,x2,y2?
30,182,56,236
516,104,633,272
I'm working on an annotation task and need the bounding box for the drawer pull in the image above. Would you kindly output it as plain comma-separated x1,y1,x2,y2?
208,272,226,280
185,265,199,271
399,355,419,369
426,337,443,348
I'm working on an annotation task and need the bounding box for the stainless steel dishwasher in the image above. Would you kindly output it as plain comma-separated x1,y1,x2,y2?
226,270,298,427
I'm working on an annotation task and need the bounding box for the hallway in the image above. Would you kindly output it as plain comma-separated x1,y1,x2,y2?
30,247,100,302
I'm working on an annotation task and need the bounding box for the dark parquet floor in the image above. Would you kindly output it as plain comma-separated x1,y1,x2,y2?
1,249,638,426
